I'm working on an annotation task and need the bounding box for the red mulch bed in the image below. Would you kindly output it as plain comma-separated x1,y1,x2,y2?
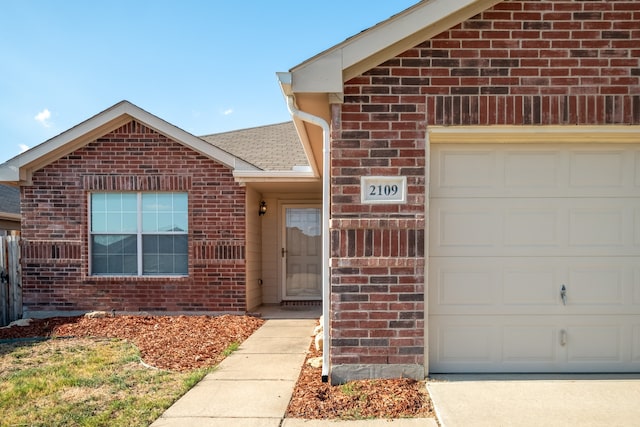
1,315,435,419
286,341,434,420
0,315,264,372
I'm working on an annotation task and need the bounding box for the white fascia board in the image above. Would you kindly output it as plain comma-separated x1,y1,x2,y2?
0,212,20,221
290,0,500,92
291,50,343,94
0,101,259,183
118,102,259,171
4,101,132,176
341,0,500,74
233,170,318,182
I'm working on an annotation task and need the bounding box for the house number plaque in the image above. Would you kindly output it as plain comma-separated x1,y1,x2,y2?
361,176,407,204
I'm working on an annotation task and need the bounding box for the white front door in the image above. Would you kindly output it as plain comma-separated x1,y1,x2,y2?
282,205,322,300
429,143,640,373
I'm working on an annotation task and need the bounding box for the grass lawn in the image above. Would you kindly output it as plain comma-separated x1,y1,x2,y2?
0,337,211,427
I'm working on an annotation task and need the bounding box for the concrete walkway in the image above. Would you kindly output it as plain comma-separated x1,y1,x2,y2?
151,318,313,426
151,318,437,427
149,315,640,426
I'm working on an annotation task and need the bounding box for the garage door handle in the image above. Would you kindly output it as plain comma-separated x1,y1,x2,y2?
560,329,567,346
560,285,567,306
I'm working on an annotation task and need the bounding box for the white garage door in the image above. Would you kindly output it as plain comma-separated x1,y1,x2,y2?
429,143,640,373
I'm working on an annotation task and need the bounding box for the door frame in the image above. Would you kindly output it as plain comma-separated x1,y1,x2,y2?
280,202,323,301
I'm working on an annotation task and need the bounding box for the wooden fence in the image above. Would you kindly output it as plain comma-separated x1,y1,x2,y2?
0,235,22,327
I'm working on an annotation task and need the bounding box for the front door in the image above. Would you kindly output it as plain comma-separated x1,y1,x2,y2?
282,205,322,300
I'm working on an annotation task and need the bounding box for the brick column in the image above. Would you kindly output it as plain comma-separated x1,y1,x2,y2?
329,82,427,382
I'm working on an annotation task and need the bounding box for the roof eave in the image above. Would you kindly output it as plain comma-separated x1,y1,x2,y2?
0,101,259,184
277,73,322,177
0,212,21,221
289,0,502,93
279,0,502,176
233,170,318,182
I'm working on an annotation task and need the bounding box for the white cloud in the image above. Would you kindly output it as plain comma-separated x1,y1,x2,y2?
222,108,234,116
34,108,52,127
18,144,30,153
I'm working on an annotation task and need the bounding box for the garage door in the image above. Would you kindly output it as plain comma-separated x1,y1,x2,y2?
429,143,640,373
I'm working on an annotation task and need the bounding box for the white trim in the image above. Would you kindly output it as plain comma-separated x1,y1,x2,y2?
233,170,318,182
288,0,501,92
0,212,21,221
428,125,640,144
424,129,432,376
0,101,259,184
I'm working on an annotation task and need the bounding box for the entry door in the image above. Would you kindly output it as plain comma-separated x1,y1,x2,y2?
282,206,322,300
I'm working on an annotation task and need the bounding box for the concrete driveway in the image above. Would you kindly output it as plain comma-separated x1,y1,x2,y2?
427,374,640,427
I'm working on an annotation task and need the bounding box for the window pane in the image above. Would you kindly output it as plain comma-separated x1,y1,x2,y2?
155,193,174,212
92,193,137,233
106,213,122,232
121,212,138,233
174,212,188,232
92,255,108,273
91,212,107,233
157,213,174,232
174,235,188,253
174,194,188,231
92,235,137,275
173,255,188,273
122,194,138,211
142,193,188,232
142,235,188,275
91,193,107,233
92,193,107,211
142,212,157,233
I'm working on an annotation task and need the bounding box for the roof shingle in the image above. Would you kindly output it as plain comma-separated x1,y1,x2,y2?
0,184,19,214
200,122,306,171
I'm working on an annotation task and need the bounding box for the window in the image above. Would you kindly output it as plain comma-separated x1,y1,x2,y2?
90,192,188,276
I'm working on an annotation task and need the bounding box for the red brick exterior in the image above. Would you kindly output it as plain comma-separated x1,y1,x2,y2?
21,120,247,314
331,0,639,372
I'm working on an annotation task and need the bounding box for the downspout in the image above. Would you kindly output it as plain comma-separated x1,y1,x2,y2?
283,94,331,383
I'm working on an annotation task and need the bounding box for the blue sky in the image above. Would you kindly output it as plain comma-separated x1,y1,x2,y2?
0,1,418,163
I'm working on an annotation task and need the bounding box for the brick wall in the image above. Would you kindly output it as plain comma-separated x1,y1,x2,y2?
420,0,640,125
330,0,639,379
21,120,247,314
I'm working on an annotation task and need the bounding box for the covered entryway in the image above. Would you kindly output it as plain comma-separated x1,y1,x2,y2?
428,141,640,373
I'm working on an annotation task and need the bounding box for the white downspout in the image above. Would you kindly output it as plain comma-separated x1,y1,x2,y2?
283,94,331,383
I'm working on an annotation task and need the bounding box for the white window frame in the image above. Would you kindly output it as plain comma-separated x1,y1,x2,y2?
89,192,188,277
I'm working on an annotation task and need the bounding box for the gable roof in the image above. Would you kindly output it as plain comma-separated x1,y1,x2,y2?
201,122,309,172
278,0,502,173
0,101,259,184
289,0,501,94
